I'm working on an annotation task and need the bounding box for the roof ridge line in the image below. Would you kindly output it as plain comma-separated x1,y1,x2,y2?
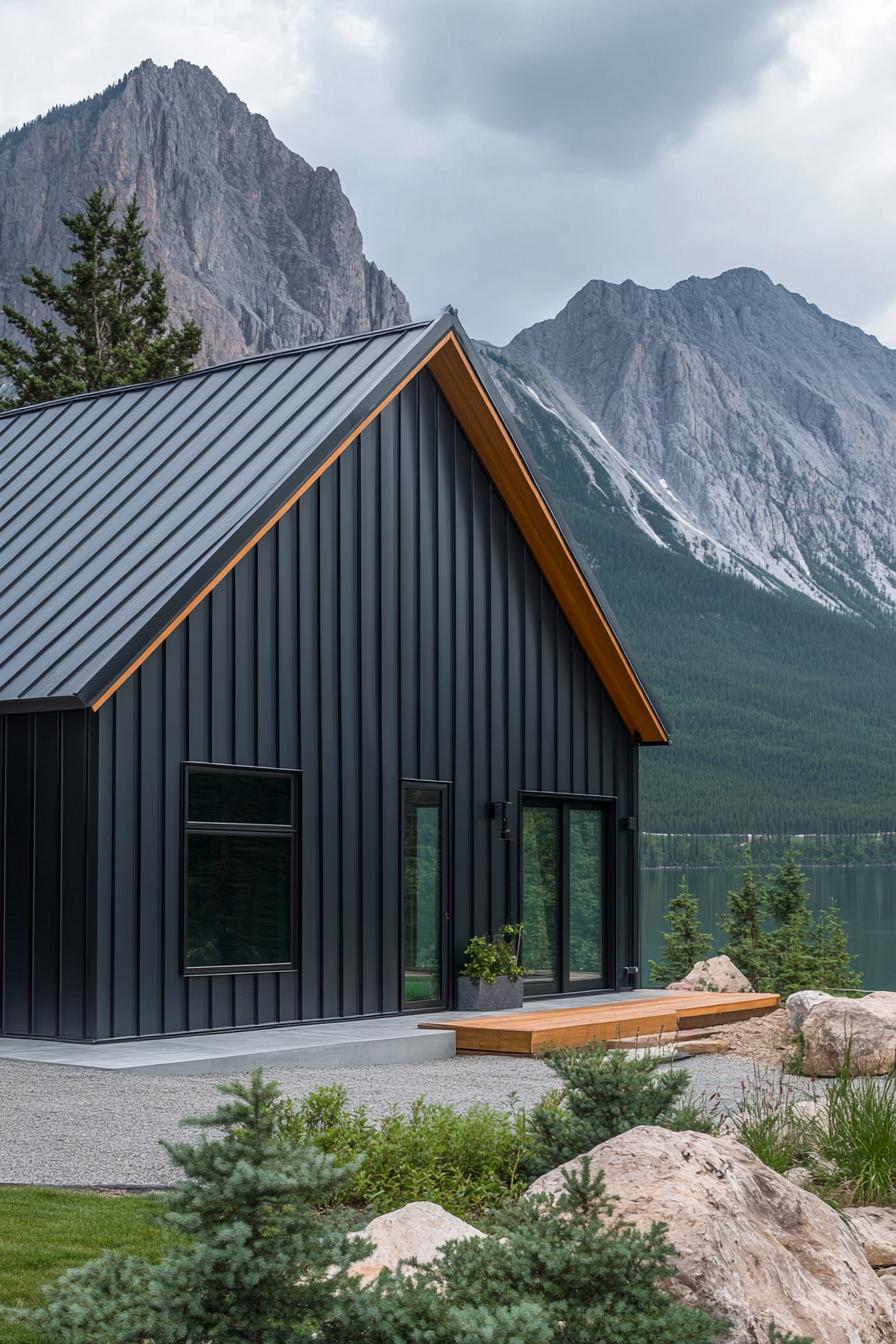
0,317,435,421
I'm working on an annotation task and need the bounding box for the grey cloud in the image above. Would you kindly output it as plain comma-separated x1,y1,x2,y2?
375,0,801,168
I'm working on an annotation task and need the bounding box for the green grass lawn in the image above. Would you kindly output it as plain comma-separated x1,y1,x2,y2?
0,1187,167,1343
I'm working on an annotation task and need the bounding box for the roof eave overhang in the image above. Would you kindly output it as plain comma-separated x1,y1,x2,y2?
78,311,668,745
0,695,86,716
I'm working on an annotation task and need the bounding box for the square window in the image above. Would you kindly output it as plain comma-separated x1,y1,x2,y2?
183,766,298,974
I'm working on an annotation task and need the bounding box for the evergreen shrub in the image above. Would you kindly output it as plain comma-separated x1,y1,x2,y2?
523,1042,716,1179
325,1161,725,1344
2,1070,364,1344
649,875,713,985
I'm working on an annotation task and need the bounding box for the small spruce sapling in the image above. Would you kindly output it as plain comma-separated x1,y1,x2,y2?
649,875,713,986
4,1069,364,1344
523,1042,713,1179
326,1161,724,1344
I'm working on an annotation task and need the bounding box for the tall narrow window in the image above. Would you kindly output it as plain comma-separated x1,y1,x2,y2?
402,782,447,1008
183,765,298,974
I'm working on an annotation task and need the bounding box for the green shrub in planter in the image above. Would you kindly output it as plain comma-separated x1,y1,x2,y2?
460,924,527,984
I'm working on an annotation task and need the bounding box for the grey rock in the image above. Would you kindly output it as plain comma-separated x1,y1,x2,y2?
787,990,834,1032
783,1166,815,1189
842,1207,896,1268
527,1126,896,1343
482,268,896,619
0,60,410,368
347,1202,483,1284
665,954,752,993
802,992,896,1076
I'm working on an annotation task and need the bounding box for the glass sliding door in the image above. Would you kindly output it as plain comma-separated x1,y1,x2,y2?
402,782,448,1009
521,797,608,995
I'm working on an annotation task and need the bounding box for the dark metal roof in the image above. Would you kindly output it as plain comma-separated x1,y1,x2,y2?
0,309,666,737
0,318,434,706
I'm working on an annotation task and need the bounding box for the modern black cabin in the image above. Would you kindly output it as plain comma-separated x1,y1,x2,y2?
0,313,667,1042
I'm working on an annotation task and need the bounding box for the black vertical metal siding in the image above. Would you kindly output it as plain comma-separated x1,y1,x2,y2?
92,369,639,1038
0,708,94,1038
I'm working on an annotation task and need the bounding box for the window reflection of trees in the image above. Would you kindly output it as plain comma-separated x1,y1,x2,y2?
186,834,292,969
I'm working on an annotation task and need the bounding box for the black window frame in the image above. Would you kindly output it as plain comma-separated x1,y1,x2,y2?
400,779,450,1012
517,790,616,998
181,762,300,977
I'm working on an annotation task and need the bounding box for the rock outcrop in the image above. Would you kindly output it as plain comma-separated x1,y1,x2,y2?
491,267,896,619
347,1201,483,1284
801,992,896,1076
0,60,410,367
786,990,833,1032
527,1126,896,1344
665,954,752,993
843,1207,896,1268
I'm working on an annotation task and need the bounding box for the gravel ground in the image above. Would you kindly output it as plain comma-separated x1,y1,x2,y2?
0,1050,825,1188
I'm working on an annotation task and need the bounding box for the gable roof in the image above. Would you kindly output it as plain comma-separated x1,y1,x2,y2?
0,312,668,743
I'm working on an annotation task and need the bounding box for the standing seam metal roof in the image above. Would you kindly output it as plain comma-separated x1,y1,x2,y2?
0,311,666,738
0,320,431,704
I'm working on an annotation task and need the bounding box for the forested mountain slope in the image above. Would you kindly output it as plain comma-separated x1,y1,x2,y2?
502,269,896,622
483,344,896,833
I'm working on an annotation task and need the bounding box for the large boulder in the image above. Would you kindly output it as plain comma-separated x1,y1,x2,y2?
666,954,752,993
801,992,896,1076
786,989,833,1032
527,1126,896,1344
346,1201,483,1283
842,1207,896,1268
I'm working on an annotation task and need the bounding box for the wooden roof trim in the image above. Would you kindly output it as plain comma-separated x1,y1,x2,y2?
426,335,668,744
91,325,667,744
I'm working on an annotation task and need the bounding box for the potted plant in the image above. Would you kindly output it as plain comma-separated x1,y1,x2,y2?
457,923,527,1011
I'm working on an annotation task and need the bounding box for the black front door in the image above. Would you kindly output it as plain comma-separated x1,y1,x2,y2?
401,781,449,1010
520,796,610,995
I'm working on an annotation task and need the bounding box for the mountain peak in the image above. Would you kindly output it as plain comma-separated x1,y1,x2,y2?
0,63,410,364
500,267,896,621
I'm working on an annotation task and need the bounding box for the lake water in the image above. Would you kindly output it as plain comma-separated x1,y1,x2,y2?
640,865,896,991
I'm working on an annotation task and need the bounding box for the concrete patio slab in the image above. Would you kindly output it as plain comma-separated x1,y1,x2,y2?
0,990,675,1075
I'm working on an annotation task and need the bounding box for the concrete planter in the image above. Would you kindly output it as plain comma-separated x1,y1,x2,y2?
456,975,524,1012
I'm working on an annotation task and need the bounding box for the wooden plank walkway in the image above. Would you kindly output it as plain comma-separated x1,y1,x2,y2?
418,992,780,1055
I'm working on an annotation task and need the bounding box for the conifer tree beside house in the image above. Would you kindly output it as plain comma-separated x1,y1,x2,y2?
2,1071,363,1343
649,876,713,986
765,850,811,923
0,187,202,408
719,846,768,989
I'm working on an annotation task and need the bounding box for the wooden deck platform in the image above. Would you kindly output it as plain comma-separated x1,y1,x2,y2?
418,992,780,1056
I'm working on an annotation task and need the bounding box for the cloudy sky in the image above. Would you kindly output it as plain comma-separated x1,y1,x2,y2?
2,0,896,345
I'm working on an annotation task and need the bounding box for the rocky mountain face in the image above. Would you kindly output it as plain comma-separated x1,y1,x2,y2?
0,59,409,365
481,268,896,621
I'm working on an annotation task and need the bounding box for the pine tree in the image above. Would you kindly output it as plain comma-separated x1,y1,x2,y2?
0,187,202,408
811,900,862,994
765,850,810,923
649,875,713,986
4,1070,363,1343
719,846,767,989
